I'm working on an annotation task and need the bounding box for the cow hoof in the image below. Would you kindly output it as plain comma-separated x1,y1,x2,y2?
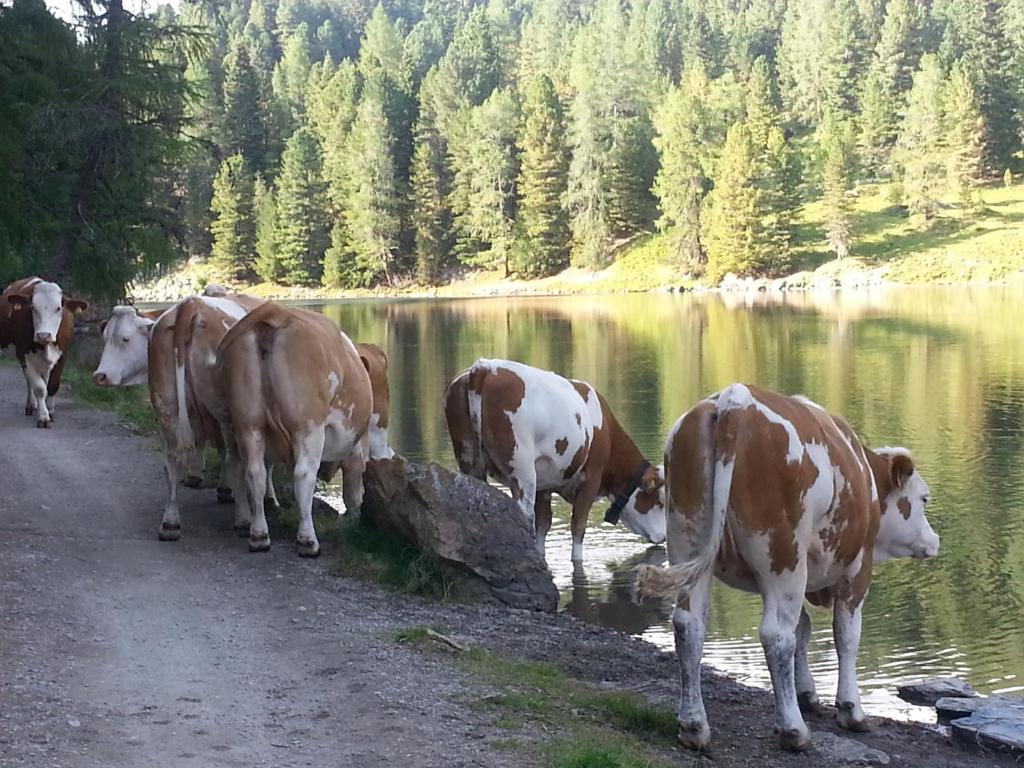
182,474,203,489
778,728,812,752
676,721,711,751
24,406,35,416
296,539,321,558
798,691,823,715
158,523,181,542
36,419,51,429
836,704,870,732
249,534,271,553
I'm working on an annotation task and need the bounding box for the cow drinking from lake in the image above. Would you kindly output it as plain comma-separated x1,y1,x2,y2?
637,383,939,752
0,277,88,428
445,359,666,562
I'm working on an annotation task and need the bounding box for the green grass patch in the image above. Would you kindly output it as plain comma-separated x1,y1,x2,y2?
61,362,157,434
394,635,678,768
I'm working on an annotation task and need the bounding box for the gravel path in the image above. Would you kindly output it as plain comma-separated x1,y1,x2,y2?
0,364,1015,767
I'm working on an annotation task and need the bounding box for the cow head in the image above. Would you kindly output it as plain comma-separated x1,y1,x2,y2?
873,449,940,562
8,281,86,345
617,464,668,545
358,342,394,460
92,306,156,387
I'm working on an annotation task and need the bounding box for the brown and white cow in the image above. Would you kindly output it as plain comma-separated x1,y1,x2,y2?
354,341,394,460
216,301,374,556
445,359,666,562
0,276,88,427
637,384,940,752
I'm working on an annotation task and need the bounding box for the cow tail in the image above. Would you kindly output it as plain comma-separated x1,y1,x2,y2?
636,401,731,601
171,297,199,470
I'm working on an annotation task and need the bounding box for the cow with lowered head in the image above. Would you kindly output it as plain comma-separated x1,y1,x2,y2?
0,277,88,427
445,358,667,562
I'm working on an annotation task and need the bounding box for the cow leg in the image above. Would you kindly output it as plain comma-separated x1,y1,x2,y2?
158,454,183,541
759,575,811,752
293,428,327,557
241,431,271,553
341,440,369,519
23,352,52,427
223,441,250,535
834,597,869,732
568,475,601,562
185,451,206,491
795,606,821,714
21,363,34,415
672,570,713,750
534,492,553,557
45,349,67,420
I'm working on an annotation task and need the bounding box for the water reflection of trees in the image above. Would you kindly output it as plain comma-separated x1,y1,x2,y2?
316,288,1024,694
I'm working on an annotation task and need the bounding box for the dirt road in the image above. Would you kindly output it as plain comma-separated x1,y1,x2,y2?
0,365,1016,768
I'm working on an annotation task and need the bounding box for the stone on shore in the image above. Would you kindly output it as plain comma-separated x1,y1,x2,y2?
813,731,890,765
951,707,1024,756
896,677,977,706
360,456,559,612
936,695,1024,724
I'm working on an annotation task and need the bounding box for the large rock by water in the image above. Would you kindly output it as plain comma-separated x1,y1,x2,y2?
951,707,1024,756
896,677,977,706
936,695,1024,724
360,456,559,612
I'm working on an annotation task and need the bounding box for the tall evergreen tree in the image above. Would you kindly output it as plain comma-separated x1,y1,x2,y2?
517,75,570,277
895,54,946,224
703,122,762,282
209,154,256,276
745,57,781,152
272,22,313,120
410,107,453,283
253,174,281,282
820,118,855,258
758,126,801,271
653,65,711,266
943,60,986,209
345,95,402,285
222,42,267,173
821,0,866,119
275,128,329,284
453,89,520,274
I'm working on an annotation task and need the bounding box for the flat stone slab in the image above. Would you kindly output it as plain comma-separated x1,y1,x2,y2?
896,677,977,706
951,708,1024,756
936,695,1024,724
813,731,890,765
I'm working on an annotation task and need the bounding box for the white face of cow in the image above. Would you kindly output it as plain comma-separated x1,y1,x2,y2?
92,308,155,387
873,450,940,562
28,281,64,345
618,465,668,545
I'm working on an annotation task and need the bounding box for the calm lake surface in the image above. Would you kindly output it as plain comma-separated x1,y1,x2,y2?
310,286,1024,720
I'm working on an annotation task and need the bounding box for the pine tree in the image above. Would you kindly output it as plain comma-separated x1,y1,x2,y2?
410,68,454,284
653,66,711,266
759,126,801,272
858,0,919,176
209,154,256,276
517,75,570,277
943,60,986,209
895,55,946,224
345,95,401,285
272,22,313,120
453,89,520,275
703,123,761,282
821,0,866,120
745,57,781,152
221,41,266,173
275,128,329,285
253,174,281,282
820,118,855,258
778,0,828,126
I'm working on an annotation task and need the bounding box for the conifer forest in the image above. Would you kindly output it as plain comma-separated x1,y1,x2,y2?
2,0,1024,297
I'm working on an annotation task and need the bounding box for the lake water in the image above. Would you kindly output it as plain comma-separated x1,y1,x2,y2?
310,286,1024,720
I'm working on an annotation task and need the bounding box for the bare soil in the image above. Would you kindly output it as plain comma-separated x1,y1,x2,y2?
0,365,1014,767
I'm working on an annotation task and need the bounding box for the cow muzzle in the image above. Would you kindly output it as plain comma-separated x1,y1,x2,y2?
34,332,54,345
93,371,112,387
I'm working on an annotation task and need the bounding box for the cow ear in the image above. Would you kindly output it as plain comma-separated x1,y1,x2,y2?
890,454,915,488
641,466,663,493
64,297,89,314
7,292,30,308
